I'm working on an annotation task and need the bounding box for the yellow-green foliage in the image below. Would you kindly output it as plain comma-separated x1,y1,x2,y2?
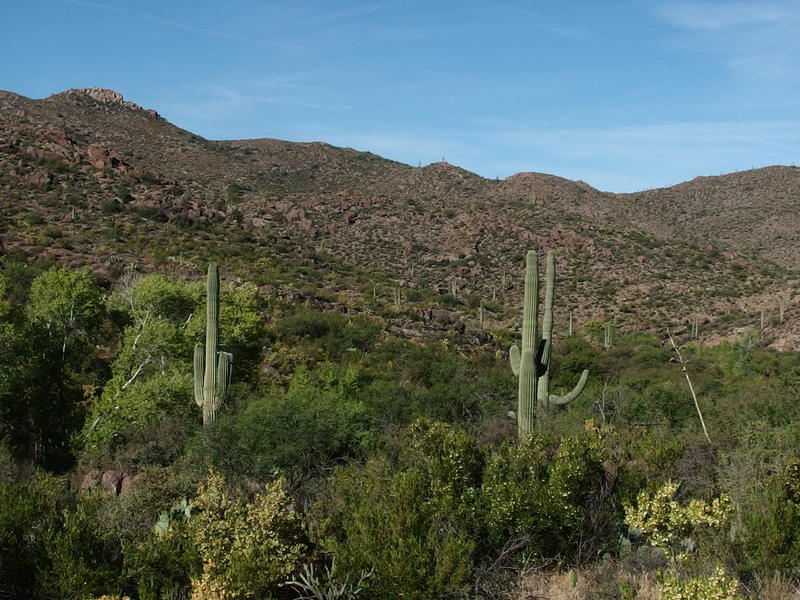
624,481,731,560
481,430,606,555
658,566,739,600
27,266,104,339
186,280,265,360
625,482,738,599
188,470,306,600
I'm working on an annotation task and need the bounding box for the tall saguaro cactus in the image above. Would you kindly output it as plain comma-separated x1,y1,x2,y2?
509,249,588,436
194,263,233,426
537,251,589,408
509,250,544,436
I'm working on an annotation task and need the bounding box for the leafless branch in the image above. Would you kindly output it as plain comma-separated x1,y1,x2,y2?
667,330,712,445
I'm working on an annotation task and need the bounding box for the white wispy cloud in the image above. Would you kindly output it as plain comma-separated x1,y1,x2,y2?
487,120,800,161
304,2,405,26
62,0,301,51
211,84,352,111
155,82,353,141
139,15,291,50
655,1,800,84
477,118,800,191
657,1,787,30
466,4,594,42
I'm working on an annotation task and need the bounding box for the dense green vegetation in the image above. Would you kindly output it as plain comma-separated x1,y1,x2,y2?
1,253,800,599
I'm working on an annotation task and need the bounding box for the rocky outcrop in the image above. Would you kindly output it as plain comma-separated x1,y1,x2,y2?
80,469,138,496
57,87,161,118
87,144,127,170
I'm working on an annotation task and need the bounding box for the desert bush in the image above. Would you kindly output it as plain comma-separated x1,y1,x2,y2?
314,422,612,598
624,481,738,599
0,472,65,589
104,466,199,547
277,308,380,360
40,491,124,600
657,566,739,600
188,470,306,600
197,366,373,487
731,476,800,577
313,420,481,600
480,429,609,561
122,509,199,600
83,370,195,455
359,338,507,426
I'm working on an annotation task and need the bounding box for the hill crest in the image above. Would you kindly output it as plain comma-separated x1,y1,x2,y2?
2,87,799,349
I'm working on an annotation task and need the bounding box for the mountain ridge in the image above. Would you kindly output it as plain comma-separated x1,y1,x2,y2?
2,87,799,349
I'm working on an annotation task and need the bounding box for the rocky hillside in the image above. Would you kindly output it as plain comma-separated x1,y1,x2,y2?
2,87,799,348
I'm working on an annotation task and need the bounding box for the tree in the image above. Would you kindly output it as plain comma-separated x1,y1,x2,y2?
82,273,196,454
27,267,104,367
1,267,104,468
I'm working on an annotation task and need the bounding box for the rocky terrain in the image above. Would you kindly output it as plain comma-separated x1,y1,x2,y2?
2,87,799,348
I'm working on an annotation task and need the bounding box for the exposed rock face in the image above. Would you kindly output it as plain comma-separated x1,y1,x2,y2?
59,87,161,118
87,144,127,169
63,87,140,108
24,169,52,187
80,469,137,496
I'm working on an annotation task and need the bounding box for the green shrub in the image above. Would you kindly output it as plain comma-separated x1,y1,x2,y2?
83,370,195,454
360,339,503,426
657,566,739,600
41,492,124,600
42,224,63,239
277,308,380,359
101,197,122,213
624,481,732,562
188,470,306,600
198,366,373,486
480,430,608,559
315,462,475,600
24,213,45,226
315,422,610,597
122,504,199,600
313,420,482,600
731,476,800,577
0,472,65,590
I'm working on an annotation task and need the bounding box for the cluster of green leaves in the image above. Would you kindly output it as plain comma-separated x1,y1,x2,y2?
313,421,610,599
624,482,738,599
0,261,105,470
195,365,373,488
188,470,307,600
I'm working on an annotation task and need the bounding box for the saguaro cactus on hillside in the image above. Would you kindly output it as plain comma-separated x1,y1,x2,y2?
509,250,544,436
537,251,589,407
194,263,233,426
509,249,588,436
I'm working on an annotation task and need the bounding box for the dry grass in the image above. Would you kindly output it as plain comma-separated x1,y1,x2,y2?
513,569,580,600
515,568,800,600
744,572,800,600
515,569,662,600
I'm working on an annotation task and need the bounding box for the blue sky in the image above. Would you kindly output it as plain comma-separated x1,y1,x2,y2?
3,1,799,192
